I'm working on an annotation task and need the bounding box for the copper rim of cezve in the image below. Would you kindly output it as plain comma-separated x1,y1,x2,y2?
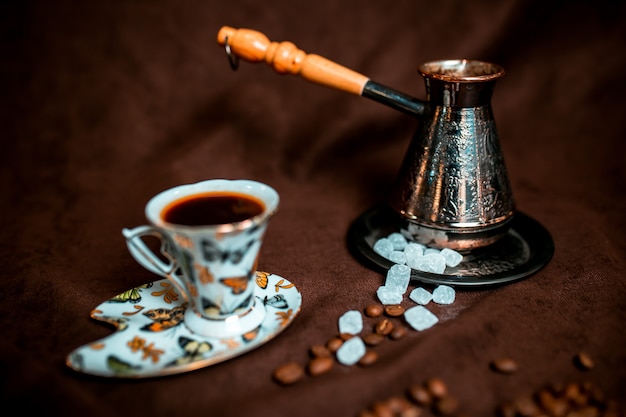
418,59,505,82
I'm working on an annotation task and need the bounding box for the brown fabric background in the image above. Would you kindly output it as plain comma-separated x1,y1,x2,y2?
1,0,625,416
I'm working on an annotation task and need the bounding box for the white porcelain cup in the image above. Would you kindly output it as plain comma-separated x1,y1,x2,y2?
122,179,279,338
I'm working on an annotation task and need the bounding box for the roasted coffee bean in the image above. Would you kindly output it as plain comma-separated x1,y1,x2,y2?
374,318,394,336
496,380,625,417
397,404,423,417
490,357,519,374
272,362,305,385
513,396,541,417
326,336,344,352
385,396,416,415
389,324,408,340
339,332,354,341
407,383,432,406
365,303,384,318
358,349,379,367
563,382,592,407
384,304,405,317
363,332,386,346
563,382,584,403
307,356,334,376
434,394,458,416
536,389,568,417
574,351,594,370
496,402,516,417
371,401,394,417
425,377,448,398
309,344,332,358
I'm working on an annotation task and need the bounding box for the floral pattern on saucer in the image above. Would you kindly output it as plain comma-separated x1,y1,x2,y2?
66,271,302,378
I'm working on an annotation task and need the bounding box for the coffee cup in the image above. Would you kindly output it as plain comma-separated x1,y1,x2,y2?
122,179,279,338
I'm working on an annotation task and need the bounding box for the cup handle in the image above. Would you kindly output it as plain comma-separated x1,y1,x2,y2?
122,226,189,300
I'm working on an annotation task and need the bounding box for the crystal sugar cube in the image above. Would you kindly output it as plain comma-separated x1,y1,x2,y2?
432,285,455,304
404,242,425,259
387,232,407,250
336,336,366,366
338,310,363,335
409,253,446,274
376,286,403,305
388,250,407,265
440,248,463,267
373,238,394,258
404,306,439,331
385,264,411,294
409,287,432,305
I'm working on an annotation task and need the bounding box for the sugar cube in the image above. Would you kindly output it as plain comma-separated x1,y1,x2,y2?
336,336,366,366
404,306,439,331
338,310,363,335
432,285,455,304
409,287,432,305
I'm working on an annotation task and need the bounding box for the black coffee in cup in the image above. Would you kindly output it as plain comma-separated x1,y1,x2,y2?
162,192,265,226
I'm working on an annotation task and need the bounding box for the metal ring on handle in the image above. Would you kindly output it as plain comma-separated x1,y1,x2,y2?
224,36,239,70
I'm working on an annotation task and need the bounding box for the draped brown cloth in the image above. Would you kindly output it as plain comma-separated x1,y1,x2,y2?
2,1,625,416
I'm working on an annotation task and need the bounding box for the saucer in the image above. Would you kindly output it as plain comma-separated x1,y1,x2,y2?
66,272,302,378
347,205,554,288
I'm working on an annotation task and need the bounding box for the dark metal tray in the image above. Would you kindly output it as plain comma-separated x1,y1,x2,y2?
347,205,554,288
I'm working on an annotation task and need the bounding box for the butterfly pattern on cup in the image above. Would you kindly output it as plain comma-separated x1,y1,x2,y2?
201,292,254,316
173,236,262,317
221,276,249,295
201,238,256,264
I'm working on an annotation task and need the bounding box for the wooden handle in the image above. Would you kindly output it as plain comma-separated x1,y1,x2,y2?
217,26,369,96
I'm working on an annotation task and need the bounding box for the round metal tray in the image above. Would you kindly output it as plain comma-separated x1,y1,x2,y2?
347,205,554,288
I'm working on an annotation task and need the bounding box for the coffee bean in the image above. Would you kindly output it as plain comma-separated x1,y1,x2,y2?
326,336,344,352
536,389,568,417
496,402,516,417
365,303,384,318
272,362,304,385
434,394,458,415
425,377,448,398
385,396,414,414
496,380,624,417
339,332,355,341
490,357,518,374
389,324,408,340
397,404,423,417
358,349,379,367
407,383,432,406
363,332,386,346
384,304,405,317
574,351,594,370
374,318,394,336
563,382,584,402
513,396,541,417
309,344,332,358
563,382,591,407
371,401,394,417
307,356,334,376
